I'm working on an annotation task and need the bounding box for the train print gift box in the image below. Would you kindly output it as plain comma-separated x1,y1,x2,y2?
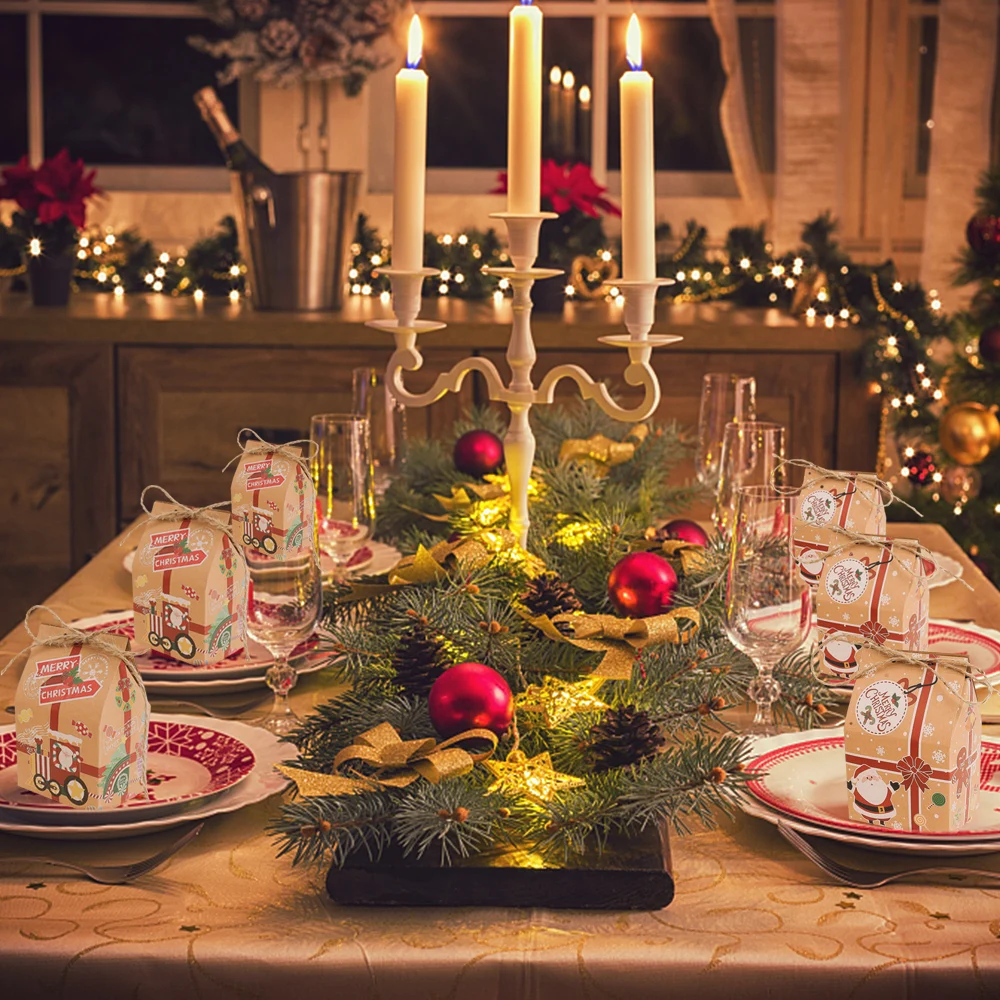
132,502,247,666
15,624,148,809
230,441,315,560
794,470,887,587
845,647,980,833
814,537,928,683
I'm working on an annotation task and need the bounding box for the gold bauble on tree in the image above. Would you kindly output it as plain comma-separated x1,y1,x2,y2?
938,402,1000,466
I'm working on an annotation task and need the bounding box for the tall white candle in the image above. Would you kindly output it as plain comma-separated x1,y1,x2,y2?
393,15,428,270
507,0,542,214
619,15,655,280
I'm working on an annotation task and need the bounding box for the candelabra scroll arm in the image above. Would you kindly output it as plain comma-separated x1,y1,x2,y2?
385,339,510,408
534,359,662,423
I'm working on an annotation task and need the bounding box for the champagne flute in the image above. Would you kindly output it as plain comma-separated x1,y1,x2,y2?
352,366,407,497
723,486,812,738
247,550,323,735
309,413,376,567
696,373,757,490
715,420,786,538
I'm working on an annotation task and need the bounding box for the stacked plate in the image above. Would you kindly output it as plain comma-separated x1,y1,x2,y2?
742,730,1000,855
0,714,288,839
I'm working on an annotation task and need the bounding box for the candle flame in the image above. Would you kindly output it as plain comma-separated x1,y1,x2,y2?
549,65,562,85
562,69,575,90
407,14,422,69
626,14,642,71
578,84,591,106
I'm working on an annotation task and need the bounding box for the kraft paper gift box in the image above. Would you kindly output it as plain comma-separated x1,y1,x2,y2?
844,646,980,832
794,469,887,587
814,537,929,682
132,502,247,666
230,441,315,560
15,624,149,809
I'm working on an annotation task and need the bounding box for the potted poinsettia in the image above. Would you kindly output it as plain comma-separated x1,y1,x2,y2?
493,159,621,312
0,150,100,306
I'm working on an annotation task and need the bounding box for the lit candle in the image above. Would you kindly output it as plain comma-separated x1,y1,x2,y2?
619,15,655,280
561,69,576,162
548,66,562,159
578,84,592,165
507,0,543,214
393,15,427,270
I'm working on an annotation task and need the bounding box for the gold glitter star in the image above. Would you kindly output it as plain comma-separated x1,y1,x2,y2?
484,750,586,802
514,676,609,727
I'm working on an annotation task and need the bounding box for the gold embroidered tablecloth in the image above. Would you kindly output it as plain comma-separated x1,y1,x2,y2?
2,524,1000,998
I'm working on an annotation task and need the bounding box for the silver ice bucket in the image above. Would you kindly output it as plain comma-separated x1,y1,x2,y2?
232,170,361,311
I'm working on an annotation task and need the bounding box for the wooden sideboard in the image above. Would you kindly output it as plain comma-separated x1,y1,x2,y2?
0,292,878,634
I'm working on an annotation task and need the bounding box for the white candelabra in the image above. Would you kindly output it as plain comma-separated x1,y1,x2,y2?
367,212,679,547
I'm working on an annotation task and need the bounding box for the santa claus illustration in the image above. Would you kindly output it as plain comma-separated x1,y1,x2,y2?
847,765,900,825
798,549,826,586
822,637,862,679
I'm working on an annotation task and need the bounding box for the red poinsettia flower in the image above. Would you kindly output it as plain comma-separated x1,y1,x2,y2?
0,155,42,214
492,160,621,218
33,149,101,229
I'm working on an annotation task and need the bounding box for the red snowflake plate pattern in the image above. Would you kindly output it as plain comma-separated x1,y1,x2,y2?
745,731,1000,841
0,719,256,825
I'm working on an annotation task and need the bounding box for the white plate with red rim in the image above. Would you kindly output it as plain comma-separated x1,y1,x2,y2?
744,729,1000,847
0,715,256,826
0,715,288,839
923,550,965,590
70,611,327,682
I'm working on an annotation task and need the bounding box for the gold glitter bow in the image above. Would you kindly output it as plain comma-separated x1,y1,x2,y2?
649,536,709,575
277,721,498,797
558,424,649,475
527,607,701,679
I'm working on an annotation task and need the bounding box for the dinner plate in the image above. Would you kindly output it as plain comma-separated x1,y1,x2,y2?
0,715,288,839
745,729,1000,843
0,717,255,825
924,550,965,590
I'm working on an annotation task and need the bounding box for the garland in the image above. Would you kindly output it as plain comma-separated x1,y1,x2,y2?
271,403,838,869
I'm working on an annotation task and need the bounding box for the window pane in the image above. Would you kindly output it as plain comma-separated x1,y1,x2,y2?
42,16,239,166
0,15,28,163
607,17,730,172
425,17,507,169
739,17,775,173
914,15,937,176
543,19,593,162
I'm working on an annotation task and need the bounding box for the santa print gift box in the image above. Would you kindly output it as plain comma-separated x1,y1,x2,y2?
132,500,248,666
794,469,887,588
845,646,981,833
14,619,149,809
229,434,315,561
814,536,929,682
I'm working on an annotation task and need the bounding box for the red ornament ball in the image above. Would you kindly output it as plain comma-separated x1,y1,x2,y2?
979,326,1000,365
453,429,504,478
966,215,1000,255
608,551,678,618
427,662,513,738
661,518,710,547
903,449,936,487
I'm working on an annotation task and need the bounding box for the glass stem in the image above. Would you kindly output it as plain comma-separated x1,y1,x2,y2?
748,658,781,731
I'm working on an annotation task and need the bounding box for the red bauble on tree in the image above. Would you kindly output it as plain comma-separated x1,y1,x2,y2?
427,662,513,738
453,429,504,478
607,551,678,618
979,326,1000,365
661,518,709,547
966,215,1000,255
903,449,936,487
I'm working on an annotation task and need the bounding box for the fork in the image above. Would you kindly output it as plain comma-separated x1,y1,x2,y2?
0,822,203,885
776,821,1000,888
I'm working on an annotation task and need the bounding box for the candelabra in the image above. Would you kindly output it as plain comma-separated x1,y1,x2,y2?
367,212,679,547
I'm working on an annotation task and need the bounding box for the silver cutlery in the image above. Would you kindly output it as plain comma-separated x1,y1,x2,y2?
776,820,1000,888
0,822,203,885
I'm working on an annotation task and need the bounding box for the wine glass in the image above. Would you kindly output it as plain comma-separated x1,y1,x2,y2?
246,549,323,735
723,486,812,738
715,420,786,538
696,373,757,490
352,366,407,497
309,413,376,567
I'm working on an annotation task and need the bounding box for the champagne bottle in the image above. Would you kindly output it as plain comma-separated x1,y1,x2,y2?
193,87,274,179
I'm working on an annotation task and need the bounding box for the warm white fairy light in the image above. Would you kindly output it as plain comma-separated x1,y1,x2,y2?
921,377,931,388
676,271,685,281
904,446,916,458
105,234,115,246
601,250,612,262
498,277,510,290
824,314,835,328
229,289,240,303
371,254,382,266
439,282,449,294
933,388,944,400
154,266,165,278
458,234,468,245
904,393,915,405
954,504,963,516
349,268,359,279
77,249,87,260
152,279,163,292
29,238,41,256
839,308,849,319
739,257,750,269
361,284,372,295
891,397,901,408
806,307,816,319
159,252,170,264
887,336,897,347
351,282,361,294
229,264,240,277
92,244,102,256
144,273,154,285
493,289,504,304
932,471,943,483
440,269,451,281
564,283,575,297
785,278,795,289
113,285,124,298
691,269,701,280
96,271,107,283
931,298,941,310
442,234,453,245
380,290,391,304
79,236,89,248
193,288,205,303
817,289,828,302
892,281,902,292
771,264,784,277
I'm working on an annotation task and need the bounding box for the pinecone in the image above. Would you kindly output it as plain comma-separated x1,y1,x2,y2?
391,621,448,697
521,574,583,619
587,705,666,772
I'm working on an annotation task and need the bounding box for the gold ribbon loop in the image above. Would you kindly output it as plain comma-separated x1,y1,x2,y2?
558,425,648,475
278,721,498,797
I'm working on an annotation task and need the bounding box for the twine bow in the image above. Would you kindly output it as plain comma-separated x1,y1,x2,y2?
2,606,143,692
559,425,648,475
276,721,498,797
223,427,316,479
528,607,701,679
822,532,970,590
896,754,932,792
863,647,993,706
774,458,922,517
